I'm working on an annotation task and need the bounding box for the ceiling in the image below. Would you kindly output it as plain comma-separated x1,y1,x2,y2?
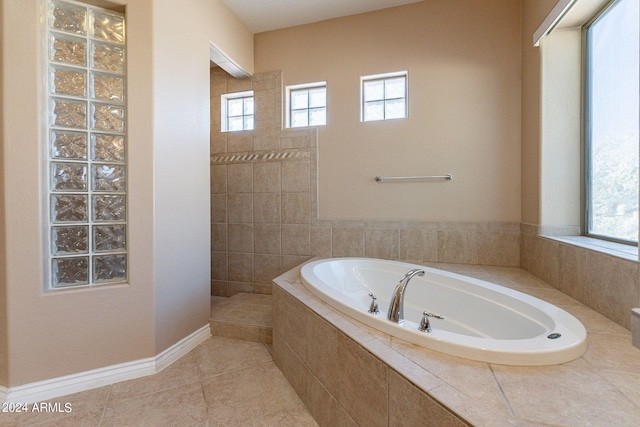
222,0,424,33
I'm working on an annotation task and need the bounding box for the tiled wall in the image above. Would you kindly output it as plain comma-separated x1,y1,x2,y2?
521,224,640,330
210,68,521,297
210,68,316,296
272,282,468,426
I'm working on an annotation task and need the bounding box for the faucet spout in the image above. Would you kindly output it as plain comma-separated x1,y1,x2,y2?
387,269,425,323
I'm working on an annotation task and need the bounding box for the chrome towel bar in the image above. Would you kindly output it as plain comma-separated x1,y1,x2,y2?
374,174,452,183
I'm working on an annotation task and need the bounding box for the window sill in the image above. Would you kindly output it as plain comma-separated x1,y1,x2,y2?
545,235,639,262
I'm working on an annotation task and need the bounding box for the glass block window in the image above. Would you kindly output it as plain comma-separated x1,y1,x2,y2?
46,0,127,288
221,91,254,132
361,72,408,122
287,83,327,128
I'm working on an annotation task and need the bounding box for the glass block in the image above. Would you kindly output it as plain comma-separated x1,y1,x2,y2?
93,224,126,252
50,66,86,97
92,134,125,162
228,116,243,131
92,164,126,192
91,42,125,74
364,80,384,102
91,73,124,103
309,88,326,108
385,77,406,99
243,97,254,115
228,98,243,116
309,108,326,126
92,195,126,222
385,99,406,120
50,33,86,66
244,115,254,130
51,162,87,191
91,104,124,132
291,90,308,109
51,225,88,255
93,254,127,283
291,110,308,128
364,101,384,122
51,194,88,223
91,10,125,44
51,0,87,35
51,130,87,160
52,256,89,287
51,98,87,129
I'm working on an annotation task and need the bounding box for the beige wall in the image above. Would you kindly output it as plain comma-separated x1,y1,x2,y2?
0,0,252,388
539,28,582,229
521,0,557,225
210,67,521,301
255,0,522,223
0,0,7,389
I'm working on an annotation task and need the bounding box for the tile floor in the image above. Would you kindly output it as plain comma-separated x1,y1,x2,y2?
210,294,273,344
1,298,317,427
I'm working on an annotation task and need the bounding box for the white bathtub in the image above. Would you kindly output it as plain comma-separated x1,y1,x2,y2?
300,258,587,366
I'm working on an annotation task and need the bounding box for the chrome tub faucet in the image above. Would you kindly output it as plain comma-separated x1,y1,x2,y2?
387,269,425,323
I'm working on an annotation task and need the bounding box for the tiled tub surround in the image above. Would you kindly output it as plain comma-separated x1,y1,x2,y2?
273,261,640,426
520,224,640,331
210,68,522,298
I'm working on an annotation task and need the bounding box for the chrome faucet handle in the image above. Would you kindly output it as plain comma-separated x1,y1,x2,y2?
368,293,379,314
418,311,444,332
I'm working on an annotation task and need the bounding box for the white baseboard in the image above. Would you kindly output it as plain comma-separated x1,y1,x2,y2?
2,324,211,404
156,324,211,372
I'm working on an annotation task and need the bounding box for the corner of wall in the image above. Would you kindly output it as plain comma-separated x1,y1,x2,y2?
632,308,640,350
0,0,9,389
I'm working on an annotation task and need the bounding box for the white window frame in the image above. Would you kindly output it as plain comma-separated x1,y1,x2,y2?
221,91,254,132
583,0,639,245
285,82,327,128
360,71,408,122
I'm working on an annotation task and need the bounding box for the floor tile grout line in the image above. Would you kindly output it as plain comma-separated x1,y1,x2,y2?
97,384,112,427
198,358,280,384
488,364,517,421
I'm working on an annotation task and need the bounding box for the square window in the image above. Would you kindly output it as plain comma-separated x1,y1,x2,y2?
361,72,407,122
287,83,326,128
221,91,254,132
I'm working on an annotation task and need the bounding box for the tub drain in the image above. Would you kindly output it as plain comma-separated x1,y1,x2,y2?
547,333,562,339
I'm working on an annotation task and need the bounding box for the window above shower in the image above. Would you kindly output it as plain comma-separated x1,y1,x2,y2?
286,82,327,128
221,91,254,132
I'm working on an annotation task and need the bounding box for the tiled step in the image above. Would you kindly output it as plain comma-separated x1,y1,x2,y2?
210,293,272,344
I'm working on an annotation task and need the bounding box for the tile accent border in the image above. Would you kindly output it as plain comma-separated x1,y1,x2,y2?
211,148,311,165
2,325,211,404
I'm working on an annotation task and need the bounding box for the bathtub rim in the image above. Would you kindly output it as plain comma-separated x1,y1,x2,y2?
300,257,588,366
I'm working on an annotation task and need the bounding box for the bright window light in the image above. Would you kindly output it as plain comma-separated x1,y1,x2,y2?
361,72,407,122
585,0,639,243
287,83,326,128
221,91,254,132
